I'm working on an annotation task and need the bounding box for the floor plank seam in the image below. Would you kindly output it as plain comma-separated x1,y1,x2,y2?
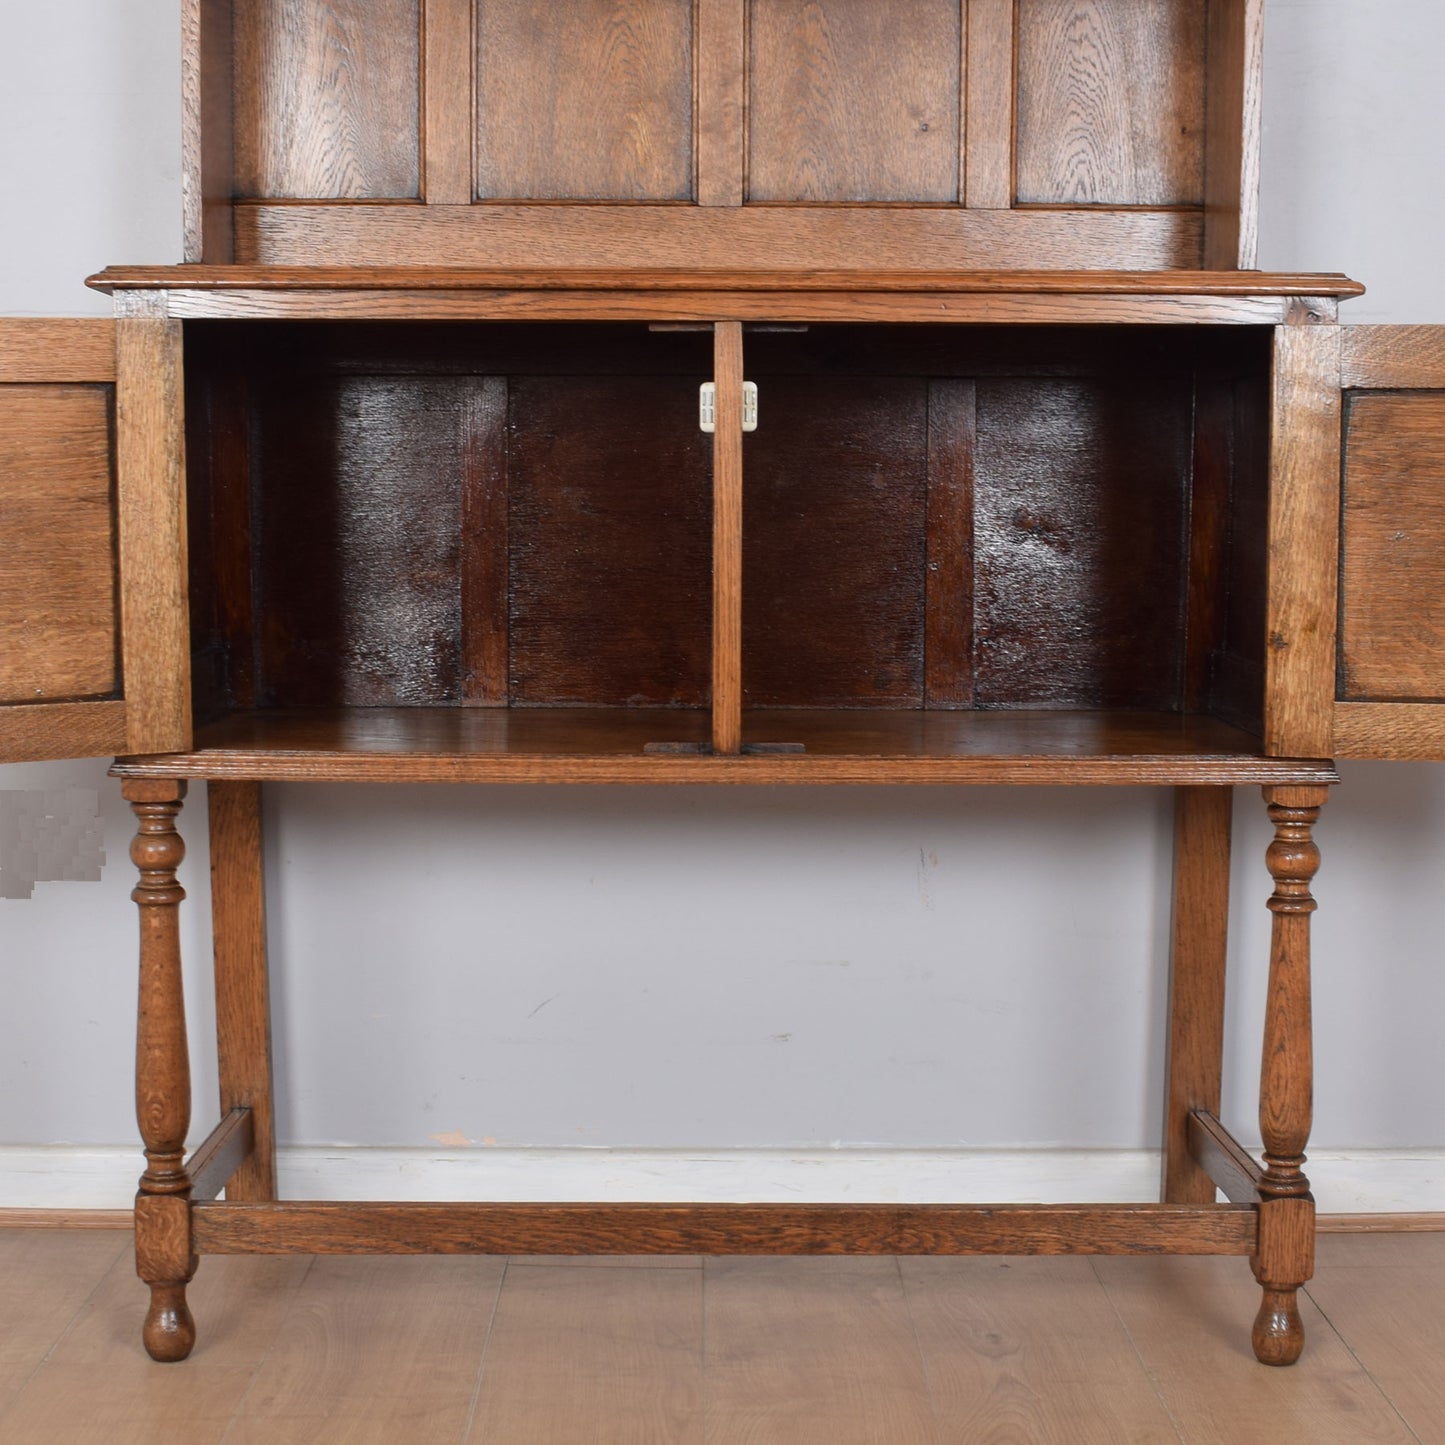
1087,1257,1190,1445
456,1255,510,1444
215,1250,320,1445
1301,1278,1428,1445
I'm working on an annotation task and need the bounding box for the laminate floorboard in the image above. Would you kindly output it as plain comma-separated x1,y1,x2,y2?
0,1227,1442,1442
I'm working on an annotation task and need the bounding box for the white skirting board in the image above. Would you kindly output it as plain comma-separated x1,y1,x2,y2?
0,1146,1439,1214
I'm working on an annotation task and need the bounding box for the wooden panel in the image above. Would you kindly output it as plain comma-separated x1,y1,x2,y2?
460,378,510,705
973,375,1191,708
0,387,117,705
508,374,711,706
1203,0,1263,269
1341,324,1445,390
115,313,191,755
235,199,1206,269
925,380,975,706
696,0,745,205
1263,324,1341,758
1016,0,1206,206
1334,703,1445,762
250,374,477,706
712,322,744,752
1340,393,1445,702
0,701,127,765
191,1200,1259,1255
964,0,1015,209
743,376,928,706
182,0,235,261
423,0,474,204
234,0,421,199
476,0,693,201
0,319,115,383
747,0,961,202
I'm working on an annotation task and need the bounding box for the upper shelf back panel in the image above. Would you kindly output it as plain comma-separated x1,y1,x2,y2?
188,0,1260,269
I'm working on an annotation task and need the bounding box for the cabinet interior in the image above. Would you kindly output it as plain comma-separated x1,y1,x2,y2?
183,320,1272,757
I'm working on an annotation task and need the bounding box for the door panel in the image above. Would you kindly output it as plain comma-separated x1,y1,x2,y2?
1334,325,1445,759
0,317,189,764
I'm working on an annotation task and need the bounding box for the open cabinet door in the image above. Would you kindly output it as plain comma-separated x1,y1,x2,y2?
1334,327,1445,759
0,317,189,764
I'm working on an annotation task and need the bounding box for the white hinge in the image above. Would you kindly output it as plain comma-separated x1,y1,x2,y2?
699,382,758,433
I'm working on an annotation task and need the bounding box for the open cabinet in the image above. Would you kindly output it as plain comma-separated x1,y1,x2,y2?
2,0,1442,1378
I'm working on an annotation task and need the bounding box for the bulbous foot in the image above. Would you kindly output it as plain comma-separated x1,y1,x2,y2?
1252,1287,1304,1366
143,1283,196,1362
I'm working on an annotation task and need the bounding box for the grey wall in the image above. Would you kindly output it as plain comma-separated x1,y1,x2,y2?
1,0,1442,1163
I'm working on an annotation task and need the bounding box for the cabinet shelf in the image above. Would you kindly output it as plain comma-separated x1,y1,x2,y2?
109,707,1335,787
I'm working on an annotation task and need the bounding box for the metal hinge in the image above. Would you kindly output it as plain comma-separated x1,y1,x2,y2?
699,381,758,433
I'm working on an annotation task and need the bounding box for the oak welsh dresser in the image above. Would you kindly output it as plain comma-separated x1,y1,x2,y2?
3,0,1442,1366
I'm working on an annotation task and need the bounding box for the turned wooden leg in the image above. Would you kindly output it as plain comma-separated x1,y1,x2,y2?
126,779,198,1363
209,781,277,1201
1251,785,1326,1367
1160,787,1233,1204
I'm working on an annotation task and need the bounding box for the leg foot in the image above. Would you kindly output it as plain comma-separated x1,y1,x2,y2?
1252,1287,1304,1366
143,1282,196,1362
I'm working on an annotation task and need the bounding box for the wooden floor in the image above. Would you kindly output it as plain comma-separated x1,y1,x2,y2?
0,1231,1440,1443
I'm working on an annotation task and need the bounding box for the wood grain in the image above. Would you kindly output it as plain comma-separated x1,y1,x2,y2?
110,707,1339,787
0,700,127,764
903,1256,1182,1442
218,1256,504,1444
508,373,711,707
209,780,275,1201
747,0,961,202
711,321,744,752
1339,393,1445,701
964,0,1016,208
0,318,115,382
1161,788,1232,1205
1189,1110,1263,1207
191,1201,1258,1255
1263,324,1341,759
705,1258,940,1444
1094,1255,1417,1441
1333,702,1445,761
696,0,745,205
185,1108,254,1203
234,0,420,199
94,264,1362,297
1203,0,1263,269
925,380,975,706
228,201,1208,269
972,374,1190,708
1341,323,1445,389
0,387,118,706
1306,1254,1445,1441
742,375,927,707
182,0,235,261
1016,0,1206,206
115,313,191,756
423,0,473,204
466,1265,703,1443
476,0,693,201
459,377,510,705
0,1229,131,1403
